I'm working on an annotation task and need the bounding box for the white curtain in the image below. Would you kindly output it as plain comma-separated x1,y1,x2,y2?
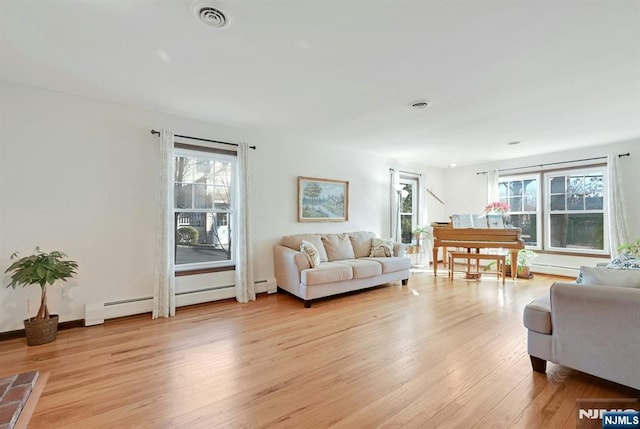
607,154,630,256
153,129,176,319
487,169,499,203
235,142,256,303
390,168,401,241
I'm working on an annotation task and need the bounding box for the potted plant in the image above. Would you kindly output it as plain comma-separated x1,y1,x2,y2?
617,238,640,257
507,249,537,278
412,225,428,241
4,247,78,345
484,248,537,278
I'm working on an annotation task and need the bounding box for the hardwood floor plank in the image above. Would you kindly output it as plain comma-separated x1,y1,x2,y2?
0,272,637,428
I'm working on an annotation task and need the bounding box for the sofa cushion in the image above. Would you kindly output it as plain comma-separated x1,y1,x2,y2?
578,266,640,288
523,295,552,334
281,234,328,262
349,231,377,258
334,259,382,279
361,256,411,273
322,233,356,261
300,240,321,268
301,262,353,286
369,238,394,257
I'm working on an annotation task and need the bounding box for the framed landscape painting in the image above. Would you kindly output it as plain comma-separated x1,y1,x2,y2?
298,177,349,222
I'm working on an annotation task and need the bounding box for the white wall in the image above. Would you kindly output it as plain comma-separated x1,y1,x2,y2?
0,82,419,332
443,140,639,275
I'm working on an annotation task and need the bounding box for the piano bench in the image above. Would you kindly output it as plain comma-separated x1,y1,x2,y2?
447,252,507,285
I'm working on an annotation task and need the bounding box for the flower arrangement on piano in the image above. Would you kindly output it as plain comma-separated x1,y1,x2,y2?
484,201,510,214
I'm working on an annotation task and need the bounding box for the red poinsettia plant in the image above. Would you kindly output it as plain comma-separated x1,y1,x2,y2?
484,201,510,214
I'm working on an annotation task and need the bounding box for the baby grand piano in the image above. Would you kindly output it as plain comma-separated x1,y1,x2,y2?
432,226,524,279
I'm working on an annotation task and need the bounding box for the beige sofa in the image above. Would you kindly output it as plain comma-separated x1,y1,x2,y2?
273,231,411,307
523,267,640,390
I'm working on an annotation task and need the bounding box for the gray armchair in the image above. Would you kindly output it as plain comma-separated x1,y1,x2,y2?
523,280,640,390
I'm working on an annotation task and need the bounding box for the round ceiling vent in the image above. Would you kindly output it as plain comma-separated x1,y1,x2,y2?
192,0,233,28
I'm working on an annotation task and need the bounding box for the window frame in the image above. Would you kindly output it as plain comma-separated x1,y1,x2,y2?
499,164,609,257
173,147,237,273
399,175,420,245
543,166,608,256
498,173,541,250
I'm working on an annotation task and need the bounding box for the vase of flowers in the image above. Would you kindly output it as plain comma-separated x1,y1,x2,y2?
484,201,511,227
484,201,510,214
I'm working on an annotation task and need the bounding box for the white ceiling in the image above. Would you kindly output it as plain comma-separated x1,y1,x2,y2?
1,0,639,167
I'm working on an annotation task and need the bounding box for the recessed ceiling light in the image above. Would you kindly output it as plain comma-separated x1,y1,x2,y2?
507,141,521,146
409,100,430,110
448,162,457,168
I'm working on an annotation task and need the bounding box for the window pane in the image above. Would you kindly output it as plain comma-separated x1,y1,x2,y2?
585,196,603,210
549,213,604,250
400,214,412,244
508,214,537,247
567,194,584,210
550,195,565,211
215,188,230,210
175,184,192,209
509,196,522,212
175,212,232,265
550,176,565,193
214,161,231,186
498,182,507,198
509,181,523,196
175,157,193,182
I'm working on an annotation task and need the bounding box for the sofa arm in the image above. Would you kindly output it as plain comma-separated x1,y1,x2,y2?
273,244,310,289
394,242,406,257
550,281,640,389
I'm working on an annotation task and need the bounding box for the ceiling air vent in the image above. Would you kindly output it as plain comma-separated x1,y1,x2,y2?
192,1,233,28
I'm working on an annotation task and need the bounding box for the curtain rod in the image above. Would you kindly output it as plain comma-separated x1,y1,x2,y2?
150,129,256,150
476,152,630,175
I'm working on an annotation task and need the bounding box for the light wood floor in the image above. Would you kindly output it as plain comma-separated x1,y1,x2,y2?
1,270,638,428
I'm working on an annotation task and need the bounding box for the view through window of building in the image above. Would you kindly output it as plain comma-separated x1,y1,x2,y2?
499,175,539,247
174,148,236,270
399,176,419,244
546,169,606,253
499,165,607,255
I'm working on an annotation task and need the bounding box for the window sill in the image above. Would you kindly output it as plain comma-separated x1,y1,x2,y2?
175,265,235,277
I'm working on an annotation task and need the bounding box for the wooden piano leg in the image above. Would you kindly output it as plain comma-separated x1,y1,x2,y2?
433,247,439,276
510,250,518,279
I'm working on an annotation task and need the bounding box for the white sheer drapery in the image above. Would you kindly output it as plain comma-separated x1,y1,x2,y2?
390,169,401,241
235,142,256,303
153,129,176,319
487,169,499,203
607,153,630,256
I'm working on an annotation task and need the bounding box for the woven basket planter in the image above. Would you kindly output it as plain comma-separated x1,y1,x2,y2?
24,314,59,346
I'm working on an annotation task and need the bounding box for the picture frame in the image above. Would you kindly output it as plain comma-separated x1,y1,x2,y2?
298,176,349,222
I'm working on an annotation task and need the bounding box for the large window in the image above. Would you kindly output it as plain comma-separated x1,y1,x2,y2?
398,176,420,244
499,165,608,255
174,148,236,270
546,169,606,253
498,175,539,247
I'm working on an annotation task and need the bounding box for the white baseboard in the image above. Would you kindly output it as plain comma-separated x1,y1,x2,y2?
85,279,275,326
530,263,579,278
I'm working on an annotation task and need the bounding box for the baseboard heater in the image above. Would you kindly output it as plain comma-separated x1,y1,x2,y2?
530,263,579,278
85,279,275,326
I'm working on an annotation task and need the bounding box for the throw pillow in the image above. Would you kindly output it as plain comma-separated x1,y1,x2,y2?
370,238,394,257
321,234,356,261
577,266,640,289
300,240,321,268
606,253,640,270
